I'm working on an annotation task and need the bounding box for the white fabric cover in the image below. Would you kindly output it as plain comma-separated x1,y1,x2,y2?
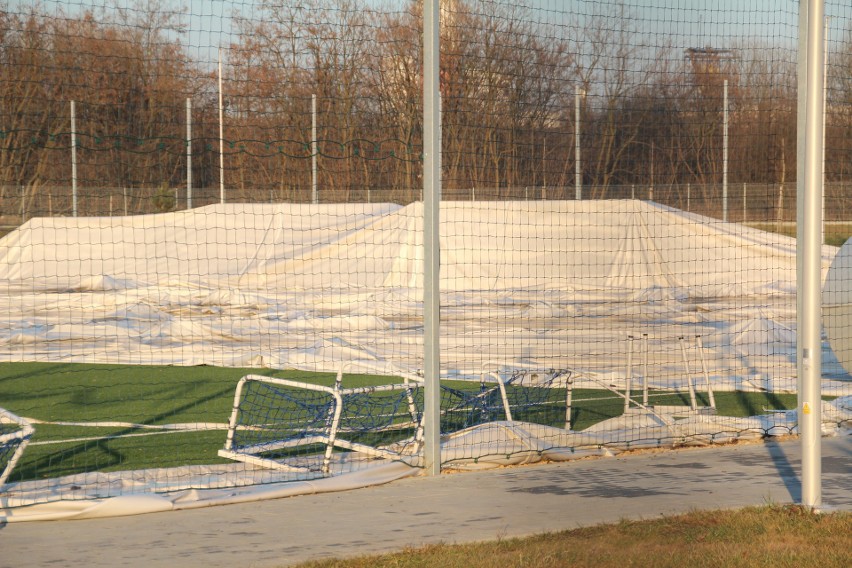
0,200,837,388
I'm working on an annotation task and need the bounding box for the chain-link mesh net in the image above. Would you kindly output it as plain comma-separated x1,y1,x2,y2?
0,1,850,515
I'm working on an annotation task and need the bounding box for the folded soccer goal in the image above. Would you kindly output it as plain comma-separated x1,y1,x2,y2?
219,372,425,477
441,368,574,431
1,408,34,488
218,367,577,477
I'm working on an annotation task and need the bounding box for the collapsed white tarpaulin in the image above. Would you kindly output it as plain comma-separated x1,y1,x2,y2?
0,200,818,294
1,200,851,521
0,200,840,391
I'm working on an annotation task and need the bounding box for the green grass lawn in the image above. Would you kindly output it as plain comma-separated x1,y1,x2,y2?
747,222,852,247
0,362,805,484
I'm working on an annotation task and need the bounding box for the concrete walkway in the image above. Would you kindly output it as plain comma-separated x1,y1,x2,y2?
2,436,850,568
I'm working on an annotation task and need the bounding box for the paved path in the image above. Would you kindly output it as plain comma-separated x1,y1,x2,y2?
2,436,850,568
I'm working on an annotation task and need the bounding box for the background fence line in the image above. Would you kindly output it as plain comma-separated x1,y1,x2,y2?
3,181,851,225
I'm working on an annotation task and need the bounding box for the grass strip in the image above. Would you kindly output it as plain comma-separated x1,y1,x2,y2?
292,505,852,568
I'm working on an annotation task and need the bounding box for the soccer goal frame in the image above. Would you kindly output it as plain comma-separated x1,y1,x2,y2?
459,366,575,429
219,370,424,475
0,408,34,488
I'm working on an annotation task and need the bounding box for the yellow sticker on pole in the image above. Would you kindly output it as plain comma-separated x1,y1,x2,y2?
803,402,811,415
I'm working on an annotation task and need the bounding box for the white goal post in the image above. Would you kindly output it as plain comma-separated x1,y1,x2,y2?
217,366,578,476
0,408,34,488
218,371,425,475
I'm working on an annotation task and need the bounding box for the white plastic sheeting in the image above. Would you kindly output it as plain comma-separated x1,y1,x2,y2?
0,200,810,293
0,200,842,391
824,238,852,379
2,200,851,522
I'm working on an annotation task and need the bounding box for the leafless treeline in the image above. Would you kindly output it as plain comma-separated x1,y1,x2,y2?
2,0,851,212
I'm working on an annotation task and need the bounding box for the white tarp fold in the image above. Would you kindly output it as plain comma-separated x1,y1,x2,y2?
0,200,839,389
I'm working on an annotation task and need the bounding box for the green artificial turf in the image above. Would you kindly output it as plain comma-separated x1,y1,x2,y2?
0,362,804,483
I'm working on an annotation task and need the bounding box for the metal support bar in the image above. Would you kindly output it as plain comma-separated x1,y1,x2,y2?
422,0,442,476
798,0,824,510
565,375,574,430
312,94,318,205
624,336,635,412
218,48,225,204
642,334,650,406
575,89,582,200
186,98,192,209
695,335,716,410
723,80,729,222
71,100,77,217
678,337,698,410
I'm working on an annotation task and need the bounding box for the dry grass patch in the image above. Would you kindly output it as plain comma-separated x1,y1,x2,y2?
294,505,851,568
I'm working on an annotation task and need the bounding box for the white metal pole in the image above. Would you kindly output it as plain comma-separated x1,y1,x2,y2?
422,0,441,476
71,100,77,217
723,79,729,222
575,88,582,200
822,16,829,244
218,48,225,204
642,333,649,406
799,0,824,510
624,336,634,412
312,94,318,205
797,2,807,411
649,142,654,201
186,98,192,209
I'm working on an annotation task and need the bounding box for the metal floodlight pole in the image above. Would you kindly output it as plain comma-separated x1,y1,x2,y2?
186,98,192,209
798,0,824,510
71,100,77,217
312,94,318,205
723,79,729,222
218,48,225,204
575,88,582,201
422,0,441,476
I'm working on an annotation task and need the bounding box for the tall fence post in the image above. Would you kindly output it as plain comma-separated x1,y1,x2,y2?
218,48,225,204
312,93,318,205
71,100,77,217
422,0,441,477
575,88,582,201
723,79,729,222
798,0,824,510
187,98,192,210
822,15,829,244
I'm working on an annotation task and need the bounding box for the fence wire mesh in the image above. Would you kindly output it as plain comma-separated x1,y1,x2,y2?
0,0,851,515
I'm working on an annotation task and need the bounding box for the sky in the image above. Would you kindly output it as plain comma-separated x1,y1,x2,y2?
9,0,852,65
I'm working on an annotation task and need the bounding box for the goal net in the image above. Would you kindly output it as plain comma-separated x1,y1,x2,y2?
0,408,33,488
217,367,576,476
219,372,425,476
